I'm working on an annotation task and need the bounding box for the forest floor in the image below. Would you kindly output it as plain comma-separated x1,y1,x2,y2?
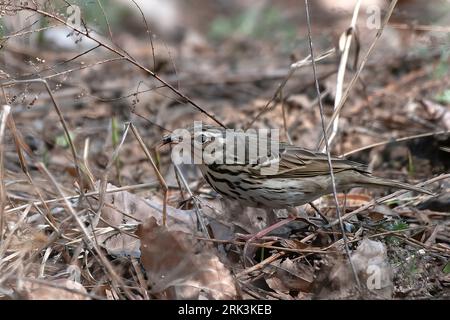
0,0,449,299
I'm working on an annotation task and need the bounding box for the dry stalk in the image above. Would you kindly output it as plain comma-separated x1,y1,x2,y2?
12,4,226,128
318,0,399,149
0,105,11,241
323,0,362,151
129,123,168,226
304,0,361,290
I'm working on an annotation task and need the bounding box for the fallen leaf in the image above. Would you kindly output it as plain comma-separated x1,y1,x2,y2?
265,258,314,294
96,183,197,256
321,193,373,210
22,279,89,300
316,239,393,299
136,217,238,299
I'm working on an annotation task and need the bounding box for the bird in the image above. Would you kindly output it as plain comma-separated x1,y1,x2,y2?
162,124,432,211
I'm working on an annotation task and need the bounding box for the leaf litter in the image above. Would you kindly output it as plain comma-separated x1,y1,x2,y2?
0,0,449,300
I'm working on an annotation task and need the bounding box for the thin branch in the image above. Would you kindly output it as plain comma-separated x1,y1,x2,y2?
0,25,57,40
317,0,399,149
246,48,335,129
343,130,450,157
328,173,449,228
280,89,293,144
5,181,160,215
324,0,362,151
15,4,226,128
0,105,11,242
6,112,58,230
22,44,102,79
129,123,169,226
173,164,209,237
94,122,131,232
1,79,86,201
130,0,156,71
37,162,134,300
304,0,361,290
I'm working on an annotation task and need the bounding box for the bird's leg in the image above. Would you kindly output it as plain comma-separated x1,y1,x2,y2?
240,213,296,267
239,207,317,267
309,202,329,224
236,208,298,241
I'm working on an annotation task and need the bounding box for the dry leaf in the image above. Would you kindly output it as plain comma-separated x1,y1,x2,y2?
22,279,90,300
420,99,450,130
321,193,373,210
96,183,197,256
136,217,237,299
265,258,314,294
316,239,393,299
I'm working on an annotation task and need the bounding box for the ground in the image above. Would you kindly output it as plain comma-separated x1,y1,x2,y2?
0,0,449,300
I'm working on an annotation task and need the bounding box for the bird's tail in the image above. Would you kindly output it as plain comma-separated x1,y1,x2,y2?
358,174,433,195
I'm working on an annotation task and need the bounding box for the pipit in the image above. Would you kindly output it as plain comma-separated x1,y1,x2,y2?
163,125,433,264
163,125,431,211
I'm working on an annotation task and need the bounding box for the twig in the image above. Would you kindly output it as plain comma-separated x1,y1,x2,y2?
324,0,362,151
130,257,150,300
328,173,450,227
0,25,58,40
22,44,102,79
6,111,58,230
0,105,11,242
129,123,168,226
5,181,160,214
246,48,335,129
0,206,32,265
280,90,293,144
22,57,125,81
0,79,86,202
389,22,450,33
304,0,361,290
196,236,332,254
317,0,399,149
93,122,131,234
15,4,226,128
37,162,134,300
236,252,285,278
173,164,210,237
343,130,450,157
130,0,156,71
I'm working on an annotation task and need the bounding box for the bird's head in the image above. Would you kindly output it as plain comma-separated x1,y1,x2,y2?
162,124,228,164
162,124,225,148
162,123,281,172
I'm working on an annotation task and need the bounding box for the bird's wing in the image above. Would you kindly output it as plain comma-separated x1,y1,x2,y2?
251,144,369,177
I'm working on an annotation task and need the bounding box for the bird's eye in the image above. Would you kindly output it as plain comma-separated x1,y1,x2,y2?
196,133,208,144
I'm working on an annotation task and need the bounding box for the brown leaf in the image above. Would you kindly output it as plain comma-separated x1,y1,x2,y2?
96,183,197,256
265,258,314,294
321,193,373,210
316,239,393,299
136,217,238,299
23,279,89,300
420,99,450,130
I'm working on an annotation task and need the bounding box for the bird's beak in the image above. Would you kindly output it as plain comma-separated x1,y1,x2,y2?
162,134,172,146
160,133,181,148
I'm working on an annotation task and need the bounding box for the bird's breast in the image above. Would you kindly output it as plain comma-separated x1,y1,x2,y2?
200,164,322,208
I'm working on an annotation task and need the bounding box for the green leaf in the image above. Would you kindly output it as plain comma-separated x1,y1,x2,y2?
111,116,120,147
391,220,409,231
435,89,450,104
55,132,74,148
443,261,450,274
